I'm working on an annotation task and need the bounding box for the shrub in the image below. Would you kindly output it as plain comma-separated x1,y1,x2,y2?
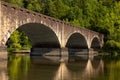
105,40,120,53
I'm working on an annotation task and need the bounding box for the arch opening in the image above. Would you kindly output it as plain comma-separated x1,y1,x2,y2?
66,33,88,56
18,23,60,48
6,23,60,51
66,33,88,49
91,37,101,49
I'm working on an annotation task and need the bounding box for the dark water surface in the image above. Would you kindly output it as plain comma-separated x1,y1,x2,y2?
5,53,120,80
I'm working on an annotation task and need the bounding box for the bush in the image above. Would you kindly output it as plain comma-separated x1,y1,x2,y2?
105,40,120,53
10,43,22,51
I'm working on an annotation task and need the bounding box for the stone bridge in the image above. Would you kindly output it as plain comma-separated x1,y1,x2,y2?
0,1,104,53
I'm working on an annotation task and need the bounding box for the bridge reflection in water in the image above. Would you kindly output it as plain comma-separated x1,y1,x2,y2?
53,58,104,80
30,48,104,80
0,48,105,80
54,62,71,80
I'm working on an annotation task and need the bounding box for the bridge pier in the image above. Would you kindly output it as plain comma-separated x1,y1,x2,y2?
60,48,69,62
88,48,99,55
88,48,94,55
60,48,68,57
0,46,7,51
88,48,100,60
0,46,7,62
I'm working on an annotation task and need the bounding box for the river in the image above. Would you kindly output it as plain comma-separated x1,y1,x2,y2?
0,51,120,80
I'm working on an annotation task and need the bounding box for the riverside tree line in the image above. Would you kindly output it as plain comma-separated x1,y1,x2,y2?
2,0,120,54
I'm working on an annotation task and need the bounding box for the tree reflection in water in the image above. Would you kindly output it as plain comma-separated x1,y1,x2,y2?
8,54,30,80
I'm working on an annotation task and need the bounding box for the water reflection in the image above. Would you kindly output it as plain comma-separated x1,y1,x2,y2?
67,59,104,80
0,51,120,80
0,51,8,80
81,59,104,79
7,54,105,80
8,54,30,80
54,62,71,80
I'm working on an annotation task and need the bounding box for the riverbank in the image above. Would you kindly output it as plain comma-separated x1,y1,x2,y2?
13,50,30,53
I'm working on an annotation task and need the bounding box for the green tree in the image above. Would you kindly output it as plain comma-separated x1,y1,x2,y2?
2,0,24,7
19,32,31,50
25,0,43,12
7,30,22,51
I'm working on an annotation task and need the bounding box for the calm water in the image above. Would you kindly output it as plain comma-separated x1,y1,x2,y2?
1,52,120,80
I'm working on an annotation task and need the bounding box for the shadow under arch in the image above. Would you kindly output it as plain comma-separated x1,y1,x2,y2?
91,37,101,49
18,23,60,48
65,33,88,56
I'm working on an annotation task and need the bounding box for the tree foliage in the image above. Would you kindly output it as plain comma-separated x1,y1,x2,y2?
7,30,31,51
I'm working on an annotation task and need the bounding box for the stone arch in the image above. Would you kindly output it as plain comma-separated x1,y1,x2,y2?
90,36,101,49
65,32,88,49
5,23,61,48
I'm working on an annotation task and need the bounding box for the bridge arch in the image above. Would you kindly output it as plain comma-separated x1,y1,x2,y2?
90,36,101,49
5,23,61,48
65,32,88,49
